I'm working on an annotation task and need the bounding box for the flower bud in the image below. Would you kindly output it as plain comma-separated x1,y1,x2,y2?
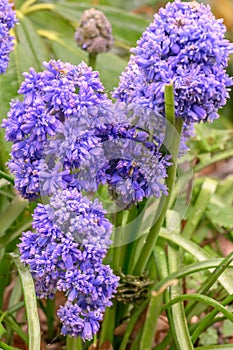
75,8,114,54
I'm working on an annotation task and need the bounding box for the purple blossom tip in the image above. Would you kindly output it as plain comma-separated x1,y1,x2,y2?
113,0,233,128
0,0,17,74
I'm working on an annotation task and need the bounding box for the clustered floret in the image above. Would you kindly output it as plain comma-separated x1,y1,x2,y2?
0,0,17,74
2,60,110,198
113,0,233,124
2,59,170,206
19,188,119,340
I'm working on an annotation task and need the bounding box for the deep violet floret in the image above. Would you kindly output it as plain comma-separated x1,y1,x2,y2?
113,0,233,124
0,0,17,74
18,188,119,340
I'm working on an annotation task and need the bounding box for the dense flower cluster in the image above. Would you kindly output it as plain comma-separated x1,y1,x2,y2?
19,188,119,340
2,59,171,205
2,59,110,198
113,0,233,124
0,0,17,74
94,115,171,206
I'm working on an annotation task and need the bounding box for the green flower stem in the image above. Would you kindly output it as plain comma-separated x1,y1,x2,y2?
45,299,55,341
139,291,163,350
0,170,14,184
134,84,183,275
88,53,97,70
66,336,83,350
99,303,116,346
123,200,149,274
118,299,149,350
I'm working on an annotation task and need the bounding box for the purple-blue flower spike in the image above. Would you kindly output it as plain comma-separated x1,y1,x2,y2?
18,188,119,341
2,60,110,198
0,0,17,74
113,0,233,124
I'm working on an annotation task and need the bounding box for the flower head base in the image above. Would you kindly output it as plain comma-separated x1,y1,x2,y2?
19,188,119,340
113,0,233,124
75,8,114,54
0,0,17,74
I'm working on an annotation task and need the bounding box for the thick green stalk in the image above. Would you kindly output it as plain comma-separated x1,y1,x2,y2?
118,299,149,350
88,53,97,70
99,303,116,346
139,291,162,350
45,299,55,341
66,336,83,350
134,84,183,275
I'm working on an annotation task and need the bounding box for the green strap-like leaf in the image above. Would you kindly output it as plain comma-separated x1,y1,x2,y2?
10,253,40,350
0,197,28,236
161,293,233,323
159,230,233,294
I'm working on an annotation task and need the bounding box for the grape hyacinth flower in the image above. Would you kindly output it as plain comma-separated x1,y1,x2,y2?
2,58,171,206
19,188,119,340
113,0,233,125
0,0,17,74
2,59,111,198
94,110,171,207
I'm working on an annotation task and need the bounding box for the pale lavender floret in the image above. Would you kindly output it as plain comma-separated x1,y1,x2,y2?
113,0,233,124
0,0,17,74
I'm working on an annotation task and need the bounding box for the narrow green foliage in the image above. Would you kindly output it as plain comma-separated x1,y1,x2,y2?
161,294,233,323
10,254,40,350
0,197,28,236
182,177,218,239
